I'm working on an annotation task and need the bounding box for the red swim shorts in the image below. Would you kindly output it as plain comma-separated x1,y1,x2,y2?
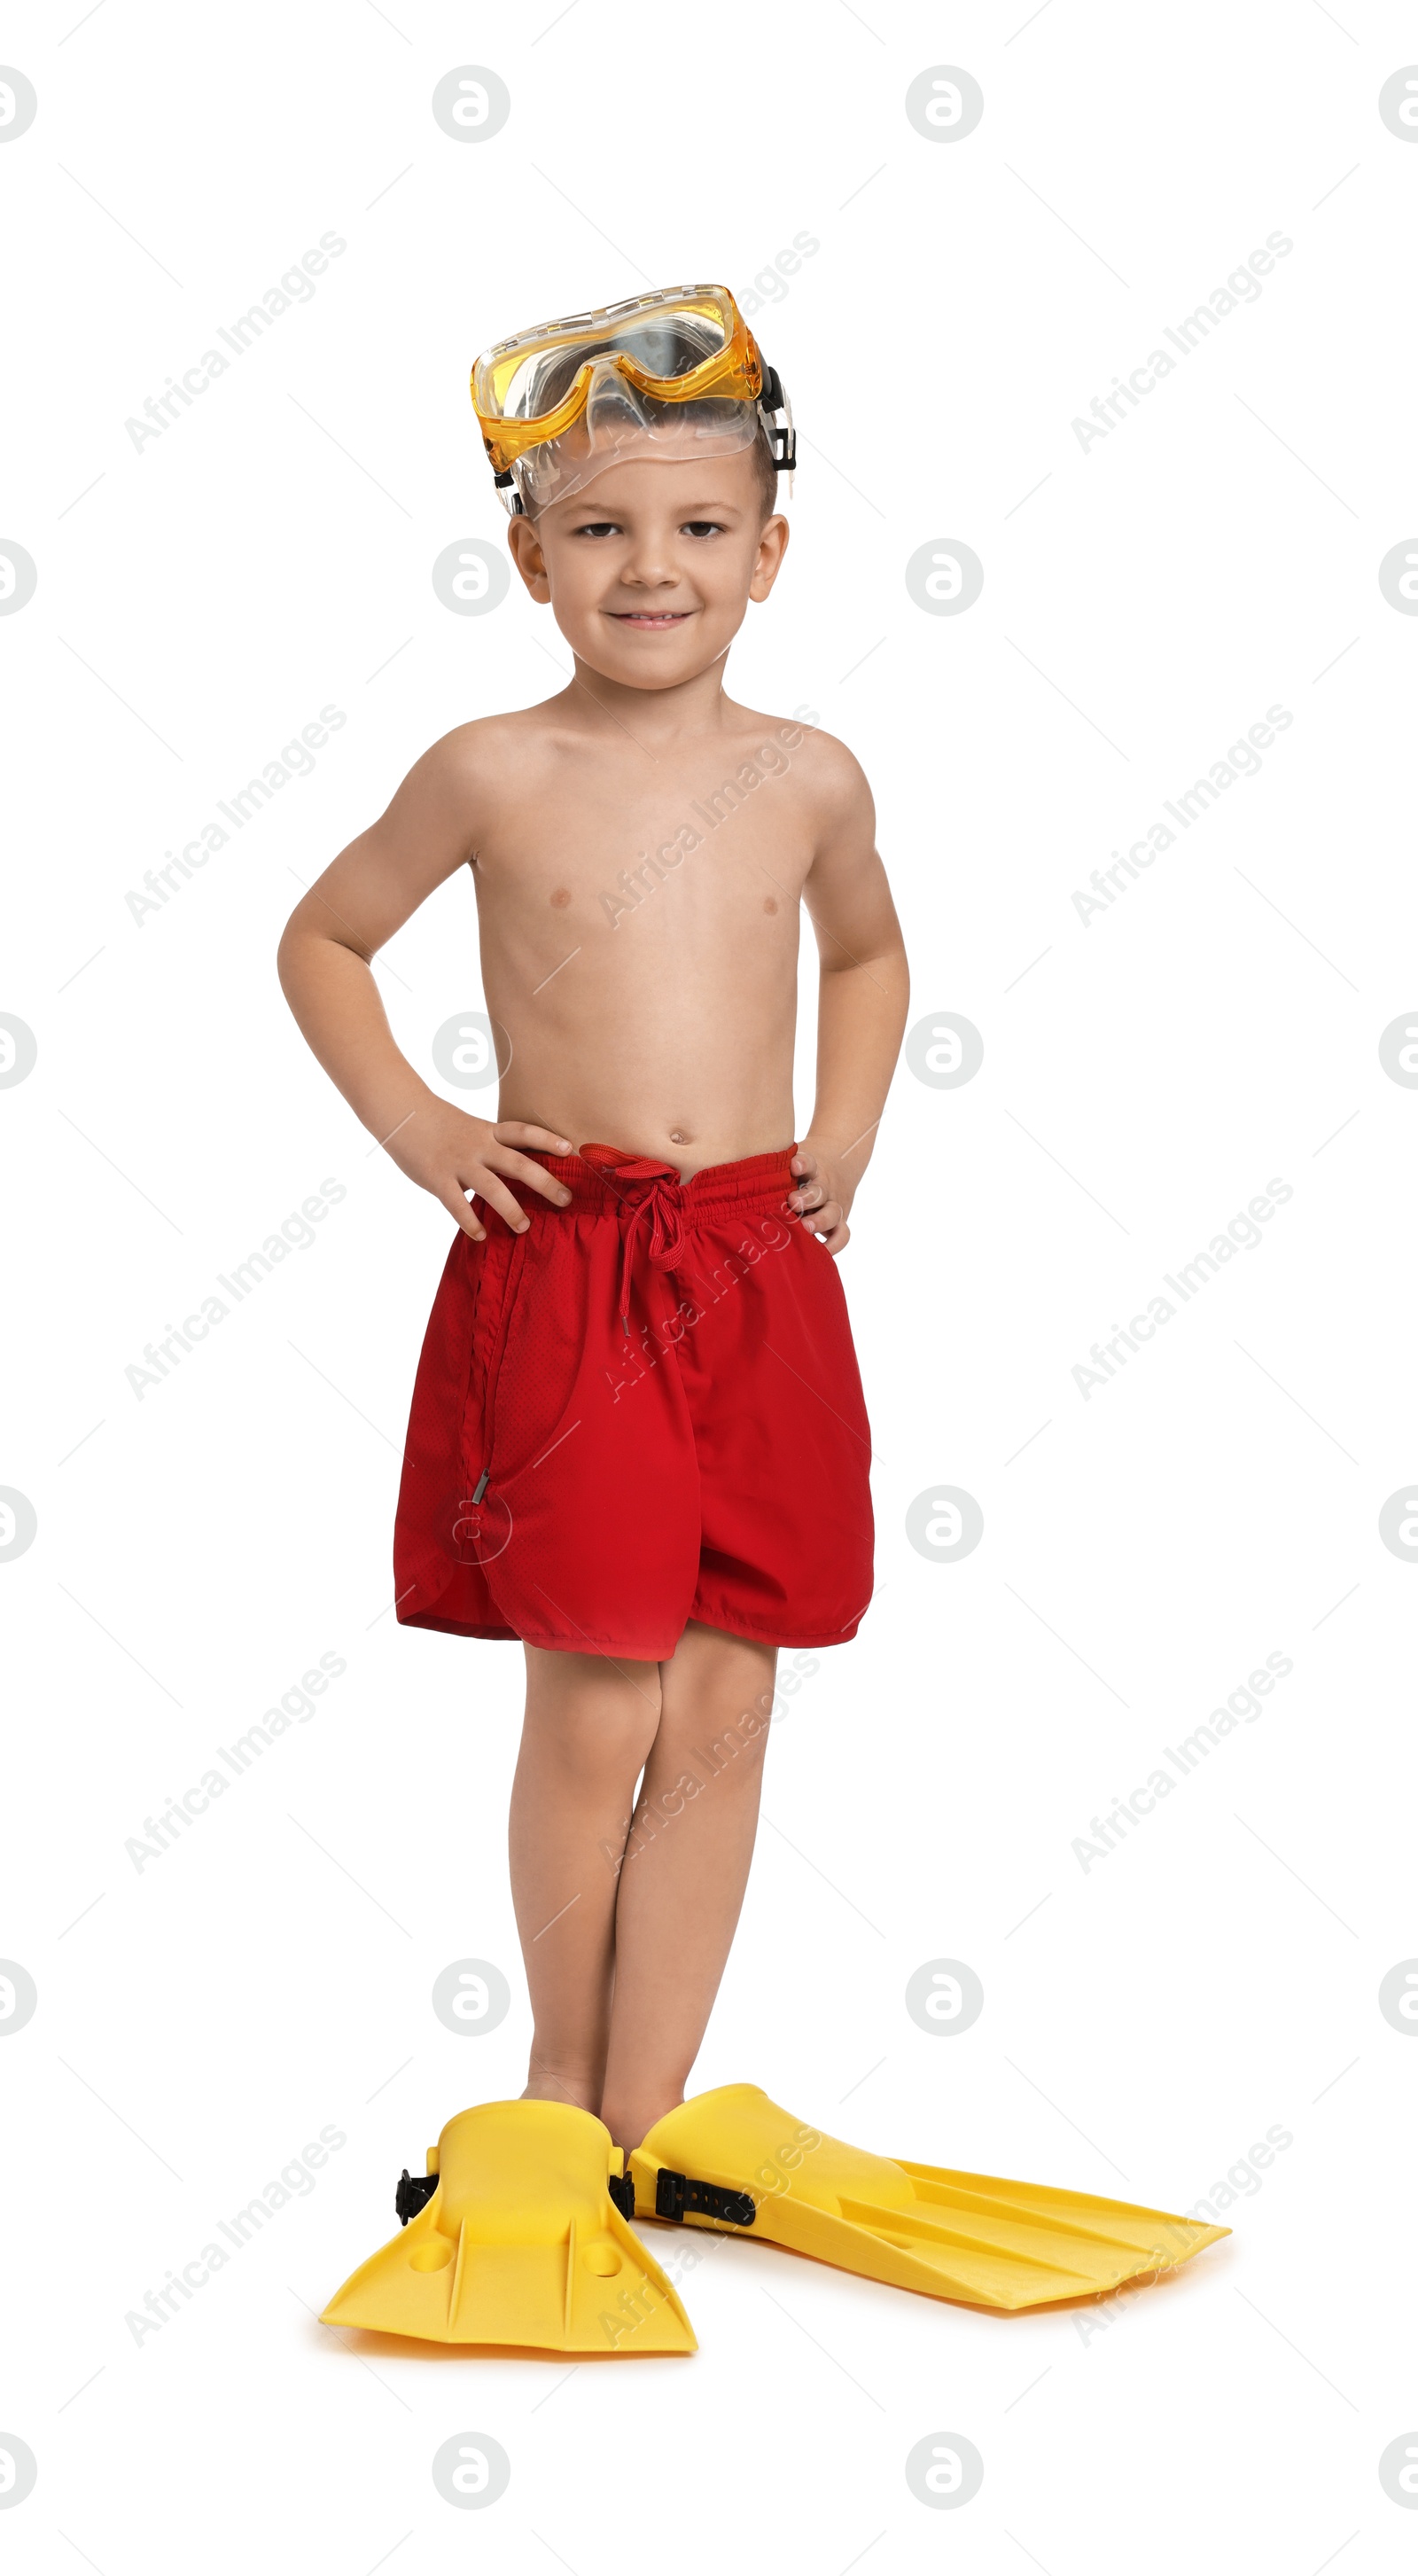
394,1142,874,1659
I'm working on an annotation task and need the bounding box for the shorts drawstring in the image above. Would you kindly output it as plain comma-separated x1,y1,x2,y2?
616,1174,687,1331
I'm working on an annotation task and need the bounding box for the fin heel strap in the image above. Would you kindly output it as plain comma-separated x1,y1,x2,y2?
653,2167,756,2228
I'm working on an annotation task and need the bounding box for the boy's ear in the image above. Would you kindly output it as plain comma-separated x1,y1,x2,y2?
507,514,551,602
749,512,790,605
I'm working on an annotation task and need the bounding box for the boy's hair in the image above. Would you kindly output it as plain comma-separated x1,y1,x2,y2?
520,418,783,524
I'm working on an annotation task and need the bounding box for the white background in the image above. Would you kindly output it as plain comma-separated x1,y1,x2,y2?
4,0,1418,2564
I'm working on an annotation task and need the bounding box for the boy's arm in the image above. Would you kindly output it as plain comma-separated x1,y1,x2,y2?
277,730,572,1240
791,740,909,1254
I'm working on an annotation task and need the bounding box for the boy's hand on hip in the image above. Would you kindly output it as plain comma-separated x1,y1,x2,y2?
789,1139,853,1255
386,1101,573,1240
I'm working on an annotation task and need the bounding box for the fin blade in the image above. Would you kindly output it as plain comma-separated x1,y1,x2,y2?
837,2190,1226,2275
892,2166,1230,2269
760,2198,1216,2309
323,2218,696,2349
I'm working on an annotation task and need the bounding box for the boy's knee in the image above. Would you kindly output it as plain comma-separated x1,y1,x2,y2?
526,1663,662,1780
588,1700,663,1779
656,1682,774,1783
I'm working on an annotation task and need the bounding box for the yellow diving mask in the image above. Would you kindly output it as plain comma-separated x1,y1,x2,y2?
471,282,796,515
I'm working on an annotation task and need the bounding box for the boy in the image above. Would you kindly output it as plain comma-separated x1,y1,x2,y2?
287,289,1225,2351
280,285,908,2164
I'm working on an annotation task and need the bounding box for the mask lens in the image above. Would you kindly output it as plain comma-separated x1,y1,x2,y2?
504,305,728,422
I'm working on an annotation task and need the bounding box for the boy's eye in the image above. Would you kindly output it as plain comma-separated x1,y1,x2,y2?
682,519,725,538
573,519,621,538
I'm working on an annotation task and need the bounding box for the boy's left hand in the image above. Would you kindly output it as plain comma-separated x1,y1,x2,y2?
788,1139,853,1254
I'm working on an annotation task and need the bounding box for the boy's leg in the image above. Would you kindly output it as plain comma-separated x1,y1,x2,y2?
599,1621,775,2152
509,1644,662,2113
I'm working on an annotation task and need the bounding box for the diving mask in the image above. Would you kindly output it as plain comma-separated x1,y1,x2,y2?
471,282,796,514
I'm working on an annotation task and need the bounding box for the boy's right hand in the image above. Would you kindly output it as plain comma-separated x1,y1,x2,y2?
386,1102,573,1240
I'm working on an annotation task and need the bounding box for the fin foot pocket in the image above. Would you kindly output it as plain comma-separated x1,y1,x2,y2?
322,2100,697,2352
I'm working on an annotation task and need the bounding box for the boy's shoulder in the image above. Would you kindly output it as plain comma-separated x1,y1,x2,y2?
761,714,875,835
411,706,558,785
734,705,871,797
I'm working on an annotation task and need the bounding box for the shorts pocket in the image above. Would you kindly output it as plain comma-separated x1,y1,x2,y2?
478,1211,590,1489
463,1228,528,1495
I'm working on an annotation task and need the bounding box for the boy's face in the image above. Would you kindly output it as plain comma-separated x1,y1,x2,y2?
506,445,789,692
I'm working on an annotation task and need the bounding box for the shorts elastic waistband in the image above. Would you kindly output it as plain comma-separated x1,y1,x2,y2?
507,1140,799,1223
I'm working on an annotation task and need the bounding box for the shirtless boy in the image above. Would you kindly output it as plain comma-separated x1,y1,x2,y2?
286,289,1232,2356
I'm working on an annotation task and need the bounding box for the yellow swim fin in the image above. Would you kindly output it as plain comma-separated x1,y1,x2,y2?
322,2098,697,2353
629,2084,1228,2314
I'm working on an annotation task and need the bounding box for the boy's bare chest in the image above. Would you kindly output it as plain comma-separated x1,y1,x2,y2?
473,745,816,943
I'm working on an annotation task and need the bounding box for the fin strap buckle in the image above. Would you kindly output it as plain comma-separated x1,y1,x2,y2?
653,2166,755,2228
395,2168,439,2226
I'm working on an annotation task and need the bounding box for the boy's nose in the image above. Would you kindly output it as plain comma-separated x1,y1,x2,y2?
619,562,681,589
